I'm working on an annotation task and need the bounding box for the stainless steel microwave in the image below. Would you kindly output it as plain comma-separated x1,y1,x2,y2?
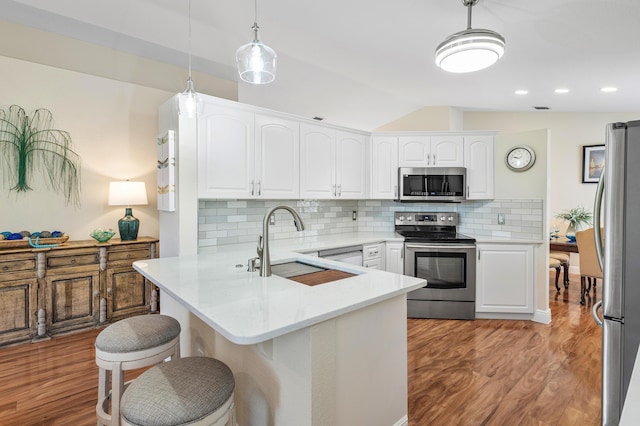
398,167,466,202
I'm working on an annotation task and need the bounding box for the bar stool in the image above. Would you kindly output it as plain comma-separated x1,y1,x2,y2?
95,314,181,426
120,357,236,426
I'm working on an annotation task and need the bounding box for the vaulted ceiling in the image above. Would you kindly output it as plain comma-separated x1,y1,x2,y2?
4,0,640,129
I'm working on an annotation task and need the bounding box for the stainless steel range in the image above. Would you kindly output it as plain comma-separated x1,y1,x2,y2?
395,212,476,320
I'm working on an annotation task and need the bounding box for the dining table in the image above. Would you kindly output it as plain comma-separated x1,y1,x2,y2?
549,237,579,253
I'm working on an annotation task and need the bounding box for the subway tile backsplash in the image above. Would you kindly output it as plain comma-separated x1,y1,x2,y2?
198,199,543,247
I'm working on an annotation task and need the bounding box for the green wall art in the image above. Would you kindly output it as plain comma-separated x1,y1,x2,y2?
0,105,81,206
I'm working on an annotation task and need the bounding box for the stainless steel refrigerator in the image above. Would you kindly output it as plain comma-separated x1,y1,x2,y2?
593,120,640,425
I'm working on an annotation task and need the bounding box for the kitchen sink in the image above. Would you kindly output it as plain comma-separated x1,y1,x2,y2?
271,261,357,286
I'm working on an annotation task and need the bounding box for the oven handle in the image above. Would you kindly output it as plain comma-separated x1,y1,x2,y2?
404,244,477,250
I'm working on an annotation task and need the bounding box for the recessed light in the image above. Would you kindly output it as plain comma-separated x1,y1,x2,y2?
601,87,618,93
515,90,528,95
554,88,570,94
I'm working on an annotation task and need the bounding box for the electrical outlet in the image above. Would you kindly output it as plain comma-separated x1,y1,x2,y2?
352,210,357,221
498,213,506,225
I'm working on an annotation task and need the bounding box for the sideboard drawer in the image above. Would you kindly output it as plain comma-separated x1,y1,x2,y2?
47,253,99,269
108,248,151,263
0,253,37,282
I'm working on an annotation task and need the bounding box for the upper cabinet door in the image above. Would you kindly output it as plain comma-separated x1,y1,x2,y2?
464,135,495,200
336,130,366,199
431,135,464,167
198,103,254,199
300,123,336,199
370,136,399,199
398,136,430,167
255,114,300,199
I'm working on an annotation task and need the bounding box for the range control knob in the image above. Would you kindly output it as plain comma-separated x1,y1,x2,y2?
398,215,405,222
448,216,454,222
439,216,446,222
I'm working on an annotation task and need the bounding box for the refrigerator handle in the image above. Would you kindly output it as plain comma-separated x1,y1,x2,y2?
592,300,603,327
593,170,605,270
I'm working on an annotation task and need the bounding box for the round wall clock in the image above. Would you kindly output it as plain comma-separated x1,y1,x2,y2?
505,145,536,172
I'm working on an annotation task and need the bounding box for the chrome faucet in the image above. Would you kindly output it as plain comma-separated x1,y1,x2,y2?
257,205,305,277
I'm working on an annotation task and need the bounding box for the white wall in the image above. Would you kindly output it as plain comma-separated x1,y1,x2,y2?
0,21,236,241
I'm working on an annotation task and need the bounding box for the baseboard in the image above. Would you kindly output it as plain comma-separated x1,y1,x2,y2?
475,312,534,321
533,309,552,324
393,414,409,426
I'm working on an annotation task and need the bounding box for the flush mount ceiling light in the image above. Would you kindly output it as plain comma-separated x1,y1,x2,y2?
178,0,197,117
435,0,505,73
236,0,276,84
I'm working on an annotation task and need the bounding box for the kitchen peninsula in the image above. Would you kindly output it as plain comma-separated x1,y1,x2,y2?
133,244,425,426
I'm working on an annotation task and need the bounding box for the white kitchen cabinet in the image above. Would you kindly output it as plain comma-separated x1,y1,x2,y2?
476,243,534,314
370,135,399,199
299,123,365,199
464,135,494,200
385,242,404,275
398,135,463,167
431,135,464,167
198,102,299,199
254,114,300,198
198,102,254,198
363,243,385,270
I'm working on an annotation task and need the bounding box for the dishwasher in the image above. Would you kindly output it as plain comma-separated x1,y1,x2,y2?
318,245,363,266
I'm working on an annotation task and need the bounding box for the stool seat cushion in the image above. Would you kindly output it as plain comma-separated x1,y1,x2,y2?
549,258,561,268
96,315,181,353
120,357,235,426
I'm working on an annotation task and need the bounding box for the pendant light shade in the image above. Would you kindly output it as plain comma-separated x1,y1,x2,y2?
236,0,276,84
435,0,505,73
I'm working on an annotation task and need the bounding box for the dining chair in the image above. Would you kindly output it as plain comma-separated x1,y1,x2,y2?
575,227,603,305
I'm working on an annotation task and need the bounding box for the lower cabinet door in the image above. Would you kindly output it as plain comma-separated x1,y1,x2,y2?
45,270,100,333
476,244,535,313
0,278,38,345
106,266,151,321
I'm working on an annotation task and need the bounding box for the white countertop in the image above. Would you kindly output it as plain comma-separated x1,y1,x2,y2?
134,234,424,345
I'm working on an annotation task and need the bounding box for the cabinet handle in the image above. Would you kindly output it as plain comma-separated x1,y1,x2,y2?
338,184,342,197
401,247,404,259
394,185,398,198
478,250,481,260
332,184,337,196
257,181,261,196
433,153,436,165
467,186,469,198
250,181,255,196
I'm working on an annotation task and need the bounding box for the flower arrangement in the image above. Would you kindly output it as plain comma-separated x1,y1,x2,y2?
555,206,593,241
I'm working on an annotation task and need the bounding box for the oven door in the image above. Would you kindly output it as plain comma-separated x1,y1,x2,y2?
404,243,476,302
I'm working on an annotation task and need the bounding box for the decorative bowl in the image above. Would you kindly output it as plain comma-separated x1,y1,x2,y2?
90,229,116,243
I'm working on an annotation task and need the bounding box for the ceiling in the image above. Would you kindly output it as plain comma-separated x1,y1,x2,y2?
4,0,640,130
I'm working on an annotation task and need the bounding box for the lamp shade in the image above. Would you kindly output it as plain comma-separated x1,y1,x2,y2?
108,181,148,206
435,28,505,73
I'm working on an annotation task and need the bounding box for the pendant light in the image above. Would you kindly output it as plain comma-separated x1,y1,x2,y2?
236,0,277,84
179,0,197,117
435,0,505,73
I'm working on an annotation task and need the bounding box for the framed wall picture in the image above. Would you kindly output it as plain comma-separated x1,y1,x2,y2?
582,144,605,183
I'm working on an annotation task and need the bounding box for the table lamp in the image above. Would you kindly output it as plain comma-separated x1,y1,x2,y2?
108,181,148,241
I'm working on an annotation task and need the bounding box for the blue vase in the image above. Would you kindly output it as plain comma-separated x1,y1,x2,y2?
565,222,576,242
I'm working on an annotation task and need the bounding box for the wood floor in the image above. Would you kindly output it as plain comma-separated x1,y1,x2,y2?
408,273,602,425
0,272,601,425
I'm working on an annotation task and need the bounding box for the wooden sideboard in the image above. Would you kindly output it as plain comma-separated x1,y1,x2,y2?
0,237,159,347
